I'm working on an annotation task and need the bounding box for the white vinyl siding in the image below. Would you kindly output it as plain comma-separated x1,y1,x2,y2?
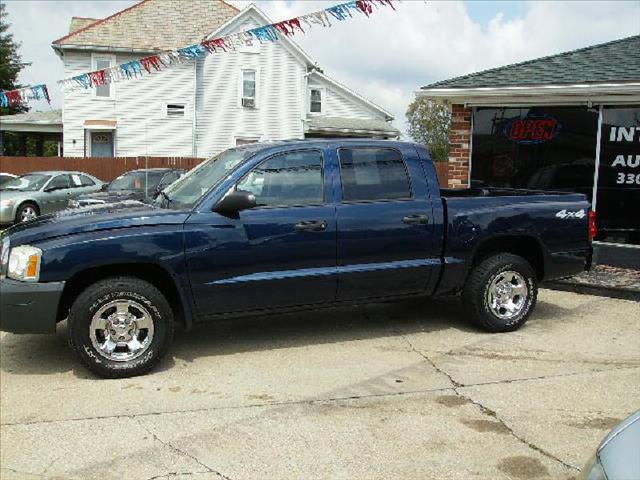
195,13,305,158
61,10,392,159
307,72,387,121
62,50,194,157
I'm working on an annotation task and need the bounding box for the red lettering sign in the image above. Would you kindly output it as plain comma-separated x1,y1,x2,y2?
504,116,561,144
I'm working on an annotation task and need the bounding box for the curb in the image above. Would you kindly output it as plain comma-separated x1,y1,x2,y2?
543,281,640,302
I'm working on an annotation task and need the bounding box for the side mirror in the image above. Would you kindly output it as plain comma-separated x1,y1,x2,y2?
213,189,256,215
44,186,56,192
101,183,109,191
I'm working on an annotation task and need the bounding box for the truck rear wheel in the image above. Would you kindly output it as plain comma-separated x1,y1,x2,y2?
463,253,537,332
67,277,174,378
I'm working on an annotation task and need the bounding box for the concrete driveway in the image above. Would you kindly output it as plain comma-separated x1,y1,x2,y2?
1,289,638,480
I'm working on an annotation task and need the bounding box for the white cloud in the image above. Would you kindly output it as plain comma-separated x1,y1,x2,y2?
5,0,640,136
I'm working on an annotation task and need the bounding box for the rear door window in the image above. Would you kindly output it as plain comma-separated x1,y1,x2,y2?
338,148,411,202
48,174,71,190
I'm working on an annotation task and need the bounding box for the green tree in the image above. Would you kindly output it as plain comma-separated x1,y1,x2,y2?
0,3,28,115
406,98,451,163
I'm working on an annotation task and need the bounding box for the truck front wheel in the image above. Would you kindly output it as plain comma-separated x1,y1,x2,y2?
463,253,538,333
67,277,174,378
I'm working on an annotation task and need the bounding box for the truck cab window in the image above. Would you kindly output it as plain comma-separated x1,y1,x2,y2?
339,148,411,201
237,150,323,208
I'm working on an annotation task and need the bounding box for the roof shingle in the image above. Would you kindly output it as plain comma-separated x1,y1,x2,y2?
53,0,239,51
423,35,640,89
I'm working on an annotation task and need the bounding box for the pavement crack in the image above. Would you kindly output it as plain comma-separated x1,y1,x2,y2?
1,466,50,478
398,332,579,472
397,332,463,388
133,417,232,480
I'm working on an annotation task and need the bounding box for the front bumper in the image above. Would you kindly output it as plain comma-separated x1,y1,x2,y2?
0,278,65,334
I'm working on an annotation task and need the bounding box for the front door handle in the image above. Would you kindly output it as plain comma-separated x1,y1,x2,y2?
402,214,429,225
295,220,327,232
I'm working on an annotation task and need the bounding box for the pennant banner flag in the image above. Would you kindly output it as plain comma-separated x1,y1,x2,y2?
0,0,397,104
0,84,50,109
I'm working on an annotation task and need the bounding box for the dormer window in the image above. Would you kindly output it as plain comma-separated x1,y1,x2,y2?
310,88,323,114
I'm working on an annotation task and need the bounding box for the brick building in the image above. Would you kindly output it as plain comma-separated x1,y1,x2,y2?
418,35,640,244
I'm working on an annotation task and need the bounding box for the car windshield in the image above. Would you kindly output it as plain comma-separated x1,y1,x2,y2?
156,147,260,209
108,171,167,193
1,174,51,192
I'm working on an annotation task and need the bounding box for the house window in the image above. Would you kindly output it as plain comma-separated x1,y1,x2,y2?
166,104,186,117
94,58,113,98
310,89,322,113
241,70,256,108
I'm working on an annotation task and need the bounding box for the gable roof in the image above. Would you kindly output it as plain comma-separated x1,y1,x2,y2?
205,5,394,121
52,0,238,51
423,35,640,90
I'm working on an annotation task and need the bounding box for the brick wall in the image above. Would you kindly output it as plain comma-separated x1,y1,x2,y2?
448,104,472,188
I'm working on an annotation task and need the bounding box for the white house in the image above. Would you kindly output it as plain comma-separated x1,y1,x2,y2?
51,0,398,158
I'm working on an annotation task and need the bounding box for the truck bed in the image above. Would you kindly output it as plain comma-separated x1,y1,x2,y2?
440,187,575,198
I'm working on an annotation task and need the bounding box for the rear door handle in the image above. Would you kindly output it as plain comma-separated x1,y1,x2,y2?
402,214,429,225
295,220,327,232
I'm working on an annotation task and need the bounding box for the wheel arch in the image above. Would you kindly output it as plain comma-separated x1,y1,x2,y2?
468,234,545,281
57,263,193,330
15,199,40,218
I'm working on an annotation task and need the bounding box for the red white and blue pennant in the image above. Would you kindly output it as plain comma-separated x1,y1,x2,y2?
56,0,396,92
0,0,397,103
0,84,50,109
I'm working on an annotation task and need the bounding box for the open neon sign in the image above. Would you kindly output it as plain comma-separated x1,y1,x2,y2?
504,115,561,144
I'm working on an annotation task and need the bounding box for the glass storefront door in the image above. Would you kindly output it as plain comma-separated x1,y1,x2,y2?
596,106,640,243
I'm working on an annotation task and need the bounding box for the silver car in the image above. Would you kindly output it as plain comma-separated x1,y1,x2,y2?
579,410,640,480
0,171,104,224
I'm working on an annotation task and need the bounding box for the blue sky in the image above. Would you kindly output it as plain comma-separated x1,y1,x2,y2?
465,0,527,25
5,0,640,134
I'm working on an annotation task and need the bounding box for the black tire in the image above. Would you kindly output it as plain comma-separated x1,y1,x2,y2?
68,277,174,378
463,253,538,333
15,201,39,223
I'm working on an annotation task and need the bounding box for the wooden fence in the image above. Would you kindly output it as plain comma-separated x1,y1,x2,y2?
434,161,448,187
0,156,204,182
0,155,450,187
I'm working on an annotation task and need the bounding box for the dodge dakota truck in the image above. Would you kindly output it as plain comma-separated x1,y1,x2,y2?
0,140,593,378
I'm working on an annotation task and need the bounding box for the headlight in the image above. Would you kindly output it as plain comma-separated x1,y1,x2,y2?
7,245,42,282
68,199,80,208
0,199,15,209
0,236,9,279
578,453,607,480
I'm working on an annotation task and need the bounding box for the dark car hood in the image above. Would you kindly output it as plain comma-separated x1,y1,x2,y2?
4,201,190,246
78,190,148,202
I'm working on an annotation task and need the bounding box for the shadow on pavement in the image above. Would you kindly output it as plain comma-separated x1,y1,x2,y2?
1,296,482,377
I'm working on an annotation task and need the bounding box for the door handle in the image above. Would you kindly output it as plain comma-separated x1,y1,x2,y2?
295,220,327,232
402,214,429,225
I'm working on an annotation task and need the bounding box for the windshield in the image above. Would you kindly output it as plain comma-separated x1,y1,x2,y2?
157,147,259,209
1,174,51,192
108,171,166,193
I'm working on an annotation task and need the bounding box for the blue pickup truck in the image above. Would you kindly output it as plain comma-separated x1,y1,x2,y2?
0,140,593,378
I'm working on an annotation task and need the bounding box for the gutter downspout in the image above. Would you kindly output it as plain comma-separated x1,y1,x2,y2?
302,68,317,139
192,59,197,157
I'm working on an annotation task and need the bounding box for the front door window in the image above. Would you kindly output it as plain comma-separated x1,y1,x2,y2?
90,131,114,157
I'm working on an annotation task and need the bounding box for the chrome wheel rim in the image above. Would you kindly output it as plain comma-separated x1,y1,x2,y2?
20,207,37,222
486,270,528,320
89,299,155,362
